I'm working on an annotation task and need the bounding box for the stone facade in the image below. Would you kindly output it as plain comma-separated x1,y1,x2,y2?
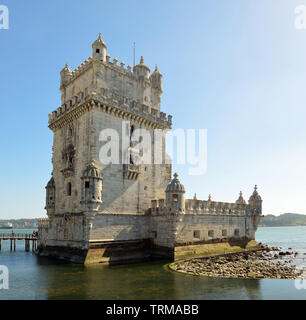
38,34,263,264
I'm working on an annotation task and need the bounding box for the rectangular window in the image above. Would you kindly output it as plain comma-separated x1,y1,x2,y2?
208,230,214,237
222,229,227,237
234,229,240,237
67,183,72,196
85,181,90,189
193,230,200,239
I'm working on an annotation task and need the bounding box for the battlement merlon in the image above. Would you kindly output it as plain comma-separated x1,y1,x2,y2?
150,184,263,217
47,94,172,132
59,33,163,112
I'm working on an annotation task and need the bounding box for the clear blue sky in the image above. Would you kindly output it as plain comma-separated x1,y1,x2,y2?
1,0,306,218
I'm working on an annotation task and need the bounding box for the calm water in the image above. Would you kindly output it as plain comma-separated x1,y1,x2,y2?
0,227,306,300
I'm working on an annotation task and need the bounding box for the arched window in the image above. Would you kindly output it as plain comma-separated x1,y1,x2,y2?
172,194,178,202
67,183,72,196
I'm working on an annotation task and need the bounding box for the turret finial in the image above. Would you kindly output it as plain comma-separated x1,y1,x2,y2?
173,172,178,179
98,32,102,40
208,194,212,201
140,56,144,64
236,191,246,205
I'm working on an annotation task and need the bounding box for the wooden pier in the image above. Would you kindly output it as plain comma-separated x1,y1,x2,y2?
0,234,38,252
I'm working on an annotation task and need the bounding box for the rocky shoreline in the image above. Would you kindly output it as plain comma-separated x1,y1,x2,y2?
170,244,304,279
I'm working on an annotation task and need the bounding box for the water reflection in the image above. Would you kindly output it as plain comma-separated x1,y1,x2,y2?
35,258,262,300
2,226,306,299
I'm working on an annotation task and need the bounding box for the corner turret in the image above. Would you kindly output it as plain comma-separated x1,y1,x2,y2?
81,160,103,211
151,65,162,93
92,33,107,62
165,173,185,214
60,63,72,89
248,185,262,215
45,176,55,216
133,56,150,80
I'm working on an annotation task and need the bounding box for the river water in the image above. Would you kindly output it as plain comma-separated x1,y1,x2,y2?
0,227,306,300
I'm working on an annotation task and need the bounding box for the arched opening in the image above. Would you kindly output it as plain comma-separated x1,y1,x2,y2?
172,194,178,202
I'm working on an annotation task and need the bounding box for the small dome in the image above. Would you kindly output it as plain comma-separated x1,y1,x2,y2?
236,191,246,205
46,177,55,189
133,56,150,73
166,173,185,193
61,62,71,74
152,64,162,76
92,33,107,49
82,161,102,179
249,185,262,201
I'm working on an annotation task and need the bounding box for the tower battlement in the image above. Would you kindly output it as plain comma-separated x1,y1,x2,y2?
58,33,163,119
48,92,172,131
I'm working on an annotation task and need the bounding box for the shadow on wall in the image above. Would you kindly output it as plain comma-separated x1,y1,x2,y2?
100,164,140,214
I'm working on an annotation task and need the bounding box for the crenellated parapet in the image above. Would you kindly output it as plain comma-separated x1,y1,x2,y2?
58,34,164,119
38,218,49,228
48,91,172,131
60,53,161,90
149,179,263,218
150,198,248,216
184,199,248,216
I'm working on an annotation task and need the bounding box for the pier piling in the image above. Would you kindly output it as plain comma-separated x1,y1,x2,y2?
0,234,38,252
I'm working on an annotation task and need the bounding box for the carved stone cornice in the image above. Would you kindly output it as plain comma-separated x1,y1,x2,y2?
49,97,171,132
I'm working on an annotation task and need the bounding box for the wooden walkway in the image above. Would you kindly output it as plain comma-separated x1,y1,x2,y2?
0,234,38,252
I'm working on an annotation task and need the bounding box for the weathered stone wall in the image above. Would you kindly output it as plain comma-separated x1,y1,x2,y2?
92,108,170,214
90,214,150,241
175,215,249,244
51,110,94,215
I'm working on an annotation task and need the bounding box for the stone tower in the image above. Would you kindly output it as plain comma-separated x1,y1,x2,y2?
39,34,173,263
38,33,263,264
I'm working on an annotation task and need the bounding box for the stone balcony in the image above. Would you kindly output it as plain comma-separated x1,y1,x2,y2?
123,164,141,180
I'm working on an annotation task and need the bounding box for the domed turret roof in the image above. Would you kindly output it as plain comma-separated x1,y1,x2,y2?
133,56,150,72
249,185,262,201
82,160,102,179
236,191,246,205
166,173,185,193
61,62,71,74
92,33,107,49
152,64,162,76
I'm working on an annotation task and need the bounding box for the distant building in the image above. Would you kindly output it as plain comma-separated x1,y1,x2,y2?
38,34,263,264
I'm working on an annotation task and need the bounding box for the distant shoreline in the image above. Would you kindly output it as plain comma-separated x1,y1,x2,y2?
260,213,306,227
259,225,306,228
